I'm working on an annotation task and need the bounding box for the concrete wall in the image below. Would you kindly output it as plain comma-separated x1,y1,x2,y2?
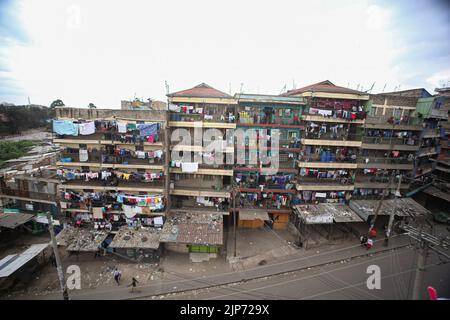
370,94,418,108
165,242,189,253
56,107,167,121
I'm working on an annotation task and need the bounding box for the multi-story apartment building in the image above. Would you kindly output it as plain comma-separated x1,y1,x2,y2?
232,94,305,229
357,93,422,198
165,83,236,257
283,80,369,204
53,107,168,262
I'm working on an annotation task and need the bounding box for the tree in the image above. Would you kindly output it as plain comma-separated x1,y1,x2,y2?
88,103,97,109
50,99,65,109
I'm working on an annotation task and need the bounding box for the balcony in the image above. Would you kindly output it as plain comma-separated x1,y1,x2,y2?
57,150,164,170
302,114,365,124
417,146,440,157
0,188,57,203
354,176,410,189
169,163,234,176
422,128,442,138
295,176,354,191
364,116,422,130
297,152,358,169
169,112,236,129
170,185,230,198
361,136,419,151
101,132,164,147
301,132,362,147
237,112,303,128
357,157,414,170
60,180,164,193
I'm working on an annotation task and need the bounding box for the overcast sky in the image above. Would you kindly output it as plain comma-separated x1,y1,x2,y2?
1,0,449,107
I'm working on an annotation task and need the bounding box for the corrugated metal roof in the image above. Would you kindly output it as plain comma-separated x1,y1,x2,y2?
0,243,49,278
160,212,223,245
349,198,429,221
235,93,305,104
0,212,35,229
283,80,367,96
167,83,231,99
239,209,270,221
294,203,362,224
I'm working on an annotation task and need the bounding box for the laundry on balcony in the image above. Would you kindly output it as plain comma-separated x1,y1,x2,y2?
137,123,160,137
53,120,79,136
79,149,89,162
117,121,127,133
78,121,96,135
181,162,199,173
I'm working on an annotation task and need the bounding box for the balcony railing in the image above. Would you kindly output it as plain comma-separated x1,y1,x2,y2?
0,188,57,202
357,157,412,165
362,136,419,146
60,151,165,165
299,154,357,163
303,132,361,141
170,112,236,123
365,116,421,126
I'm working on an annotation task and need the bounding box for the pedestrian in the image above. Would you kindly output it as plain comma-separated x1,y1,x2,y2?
360,235,367,246
370,227,377,238
113,269,122,286
50,254,56,267
130,277,139,293
366,238,373,250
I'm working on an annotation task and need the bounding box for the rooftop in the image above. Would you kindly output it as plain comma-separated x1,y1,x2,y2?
109,226,161,249
0,211,35,229
293,203,363,225
0,243,49,278
283,80,367,97
56,226,109,252
167,83,232,99
160,211,223,245
235,93,306,105
349,198,430,222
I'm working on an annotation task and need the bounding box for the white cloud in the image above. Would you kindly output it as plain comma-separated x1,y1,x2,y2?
426,69,450,89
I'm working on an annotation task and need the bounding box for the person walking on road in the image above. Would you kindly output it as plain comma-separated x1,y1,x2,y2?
130,277,139,293
113,269,122,286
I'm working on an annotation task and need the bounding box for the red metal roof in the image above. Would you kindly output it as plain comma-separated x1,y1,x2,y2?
167,83,231,99
283,80,366,96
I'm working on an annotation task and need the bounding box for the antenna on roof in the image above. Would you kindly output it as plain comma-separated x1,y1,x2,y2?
382,83,387,93
347,82,350,88
240,83,244,93
366,82,376,93
292,79,295,90
165,81,169,94
280,84,287,95
356,84,360,91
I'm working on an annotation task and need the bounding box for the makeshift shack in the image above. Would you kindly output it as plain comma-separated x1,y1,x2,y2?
292,203,363,249
160,210,223,262
238,209,269,229
108,226,162,262
349,198,430,225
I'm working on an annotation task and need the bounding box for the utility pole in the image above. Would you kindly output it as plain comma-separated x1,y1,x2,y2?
368,174,392,236
384,174,402,246
47,211,69,300
232,187,237,257
401,223,450,299
412,239,428,300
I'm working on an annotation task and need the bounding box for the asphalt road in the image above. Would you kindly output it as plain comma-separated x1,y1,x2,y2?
156,246,450,300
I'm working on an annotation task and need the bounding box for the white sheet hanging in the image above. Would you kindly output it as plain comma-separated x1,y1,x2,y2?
78,121,96,135
181,162,199,173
